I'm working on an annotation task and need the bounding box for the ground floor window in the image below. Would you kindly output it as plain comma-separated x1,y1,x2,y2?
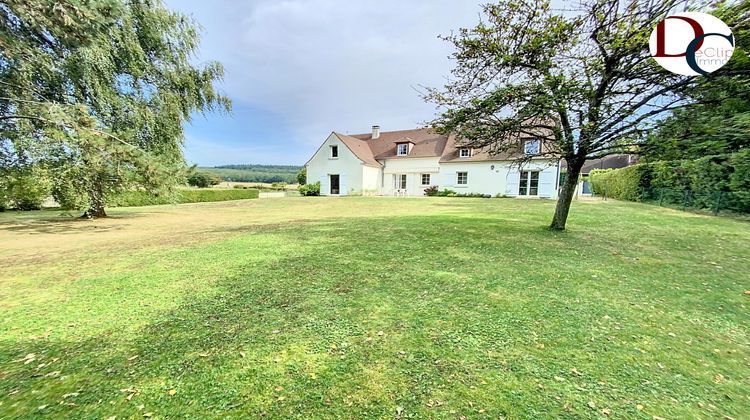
394,174,407,189
519,171,539,196
421,173,431,185
457,172,468,185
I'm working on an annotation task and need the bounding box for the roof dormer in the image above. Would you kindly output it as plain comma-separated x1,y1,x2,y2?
395,137,415,156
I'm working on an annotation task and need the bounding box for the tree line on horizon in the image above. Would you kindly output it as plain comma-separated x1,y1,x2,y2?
197,164,302,184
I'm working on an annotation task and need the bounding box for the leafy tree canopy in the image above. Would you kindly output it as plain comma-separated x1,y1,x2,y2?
642,2,750,161
426,0,748,229
0,0,230,216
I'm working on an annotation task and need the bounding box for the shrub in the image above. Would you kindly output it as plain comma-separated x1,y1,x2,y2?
187,171,221,188
270,182,287,190
590,152,750,213
3,167,51,210
110,188,259,207
179,188,259,203
424,185,439,196
590,166,643,201
0,177,8,212
298,182,320,196
436,188,456,197
728,149,750,212
297,167,307,185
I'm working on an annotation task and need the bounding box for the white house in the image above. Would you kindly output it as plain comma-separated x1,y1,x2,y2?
305,126,561,198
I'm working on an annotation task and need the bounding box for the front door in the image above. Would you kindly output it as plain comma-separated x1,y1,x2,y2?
330,174,340,195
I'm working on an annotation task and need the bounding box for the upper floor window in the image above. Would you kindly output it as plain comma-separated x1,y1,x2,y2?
459,148,471,158
524,140,541,156
397,143,409,156
330,145,339,158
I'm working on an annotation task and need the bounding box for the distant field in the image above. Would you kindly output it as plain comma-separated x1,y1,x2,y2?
0,198,748,418
199,164,302,183
215,181,299,190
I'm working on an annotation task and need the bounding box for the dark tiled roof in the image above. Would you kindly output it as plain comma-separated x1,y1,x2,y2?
332,127,558,165
562,155,638,174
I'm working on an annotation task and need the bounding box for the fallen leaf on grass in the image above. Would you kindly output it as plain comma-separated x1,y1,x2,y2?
167,389,176,396
588,401,596,409
127,355,139,361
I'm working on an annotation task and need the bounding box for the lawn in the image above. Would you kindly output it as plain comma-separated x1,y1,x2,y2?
0,197,748,418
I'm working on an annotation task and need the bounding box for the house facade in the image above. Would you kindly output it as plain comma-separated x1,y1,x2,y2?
305,126,561,198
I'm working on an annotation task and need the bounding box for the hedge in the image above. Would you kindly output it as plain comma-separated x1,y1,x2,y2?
110,188,259,207
590,150,750,213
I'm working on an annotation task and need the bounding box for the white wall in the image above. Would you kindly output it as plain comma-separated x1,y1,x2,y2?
439,160,559,197
361,165,381,195
306,133,367,196
382,157,440,196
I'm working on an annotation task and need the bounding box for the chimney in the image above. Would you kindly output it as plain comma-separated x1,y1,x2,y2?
371,125,380,139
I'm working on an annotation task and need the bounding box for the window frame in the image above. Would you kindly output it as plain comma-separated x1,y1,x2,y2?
457,171,468,185
396,143,409,156
519,170,540,196
330,145,339,158
394,173,407,190
421,173,431,186
459,148,471,158
523,140,541,156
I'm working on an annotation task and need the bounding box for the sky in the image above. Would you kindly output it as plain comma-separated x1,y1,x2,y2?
163,0,487,166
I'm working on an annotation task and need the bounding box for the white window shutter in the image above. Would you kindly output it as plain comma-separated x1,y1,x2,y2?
340,174,348,196
538,169,554,197
506,171,520,196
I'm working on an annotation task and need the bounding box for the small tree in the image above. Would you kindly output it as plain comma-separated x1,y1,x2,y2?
187,171,221,188
297,167,307,185
426,0,747,230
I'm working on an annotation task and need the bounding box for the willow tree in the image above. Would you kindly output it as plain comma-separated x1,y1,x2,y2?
426,0,745,230
1,0,230,217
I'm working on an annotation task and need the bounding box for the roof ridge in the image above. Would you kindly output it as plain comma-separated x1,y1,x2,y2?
349,127,433,137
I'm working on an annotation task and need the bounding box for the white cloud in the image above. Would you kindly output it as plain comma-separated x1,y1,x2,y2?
165,0,484,148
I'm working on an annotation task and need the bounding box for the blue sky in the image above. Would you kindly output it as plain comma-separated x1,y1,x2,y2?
163,0,486,166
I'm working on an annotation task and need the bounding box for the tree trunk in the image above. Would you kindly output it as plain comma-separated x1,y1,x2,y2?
82,181,107,218
549,159,583,231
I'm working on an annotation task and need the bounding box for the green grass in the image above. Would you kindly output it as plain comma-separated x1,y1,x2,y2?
0,197,748,418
